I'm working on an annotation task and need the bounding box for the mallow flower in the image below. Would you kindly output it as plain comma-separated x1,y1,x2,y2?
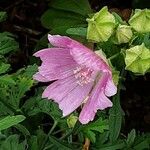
33,34,117,124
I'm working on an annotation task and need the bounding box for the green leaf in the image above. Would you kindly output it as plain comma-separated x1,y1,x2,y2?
0,62,10,74
8,76,34,108
49,0,91,16
92,139,126,150
14,124,30,136
29,136,38,150
0,101,13,116
16,64,38,78
49,136,73,150
0,32,19,55
0,135,26,150
81,118,109,143
23,94,62,121
133,140,149,150
126,129,136,146
41,8,86,30
112,12,126,25
0,115,26,131
0,75,15,85
109,94,123,142
0,12,7,22
66,27,87,37
125,43,150,75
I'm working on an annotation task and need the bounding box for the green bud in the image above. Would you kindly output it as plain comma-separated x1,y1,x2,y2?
112,70,120,85
125,43,150,74
129,9,150,33
116,25,133,44
87,6,116,42
67,115,78,128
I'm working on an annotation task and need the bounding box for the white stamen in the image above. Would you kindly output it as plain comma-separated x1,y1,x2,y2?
73,66,94,86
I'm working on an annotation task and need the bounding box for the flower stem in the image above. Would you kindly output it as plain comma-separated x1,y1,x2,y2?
108,53,120,60
83,138,90,150
40,120,58,150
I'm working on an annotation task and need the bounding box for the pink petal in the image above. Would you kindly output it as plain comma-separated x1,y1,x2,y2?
33,72,50,82
70,47,111,72
59,82,93,116
47,34,111,72
48,34,75,48
34,48,77,81
105,77,117,97
42,75,77,102
42,74,94,117
79,73,112,124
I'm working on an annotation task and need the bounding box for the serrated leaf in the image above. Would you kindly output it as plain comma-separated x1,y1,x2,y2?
0,115,25,131
0,75,15,85
126,129,136,146
0,32,19,55
0,135,25,150
81,118,109,143
8,77,34,108
0,62,10,74
0,12,7,22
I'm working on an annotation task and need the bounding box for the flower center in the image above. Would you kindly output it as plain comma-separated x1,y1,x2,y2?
73,66,94,86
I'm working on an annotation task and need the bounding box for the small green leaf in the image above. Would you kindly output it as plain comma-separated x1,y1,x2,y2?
0,135,26,150
125,43,150,74
87,6,116,42
0,115,26,131
66,27,87,37
0,62,10,74
126,129,136,146
112,12,126,25
0,32,19,55
8,77,34,108
0,12,7,22
81,118,109,143
0,75,15,85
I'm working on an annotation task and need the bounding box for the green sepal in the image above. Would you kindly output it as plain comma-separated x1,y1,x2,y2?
129,9,150,33
115,25,133,44
87,6,116,43
125,43,150,74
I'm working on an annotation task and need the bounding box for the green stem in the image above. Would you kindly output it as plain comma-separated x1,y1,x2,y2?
108,53,120,60
40,120,58,150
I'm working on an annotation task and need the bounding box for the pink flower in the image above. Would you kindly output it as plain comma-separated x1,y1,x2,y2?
33,34,117,124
